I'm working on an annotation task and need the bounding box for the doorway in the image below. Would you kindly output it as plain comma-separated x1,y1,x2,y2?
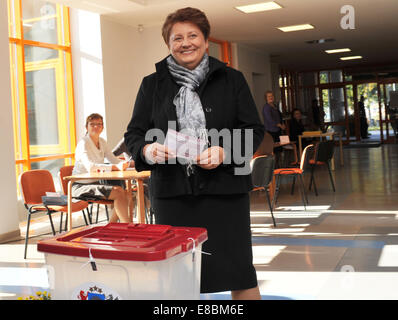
380,82,398,142
356,83,380,141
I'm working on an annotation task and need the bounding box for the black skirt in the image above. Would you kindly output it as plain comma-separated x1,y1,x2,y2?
72,180,125,201
153,193,258,293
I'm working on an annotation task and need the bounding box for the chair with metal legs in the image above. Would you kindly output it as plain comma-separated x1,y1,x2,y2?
272,144,314,211
19,169,89,259
59,165,113,225
250,155,276,227
308,140,336,196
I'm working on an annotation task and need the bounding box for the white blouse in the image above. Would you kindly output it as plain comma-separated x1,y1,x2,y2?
72,135,122,183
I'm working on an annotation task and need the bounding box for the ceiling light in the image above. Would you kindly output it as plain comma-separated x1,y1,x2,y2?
325,48,351,54
340,56,363,60
82,1,120,13
235,2,282,13
277,24,314,32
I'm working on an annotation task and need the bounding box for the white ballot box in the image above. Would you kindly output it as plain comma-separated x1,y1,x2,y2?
37,223,207,300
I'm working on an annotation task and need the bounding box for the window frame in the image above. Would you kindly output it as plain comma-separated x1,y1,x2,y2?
7,0,76,194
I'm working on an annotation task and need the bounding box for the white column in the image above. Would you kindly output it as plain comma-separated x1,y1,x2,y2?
70,8,107,142
0,0,21,241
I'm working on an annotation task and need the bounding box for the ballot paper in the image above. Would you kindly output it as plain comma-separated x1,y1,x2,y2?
279,135,290,144
164,128,207,161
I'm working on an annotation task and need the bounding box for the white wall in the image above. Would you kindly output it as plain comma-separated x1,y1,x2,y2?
71,13,169,148
100,18,169,148
0,0,21,241
70,8,107,142
232,43,273,122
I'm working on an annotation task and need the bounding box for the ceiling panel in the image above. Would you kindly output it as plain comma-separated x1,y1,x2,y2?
47,0,398,71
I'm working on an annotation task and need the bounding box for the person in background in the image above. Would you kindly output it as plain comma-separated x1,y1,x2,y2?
359,95,369,139
263,90,285,142
72,113,133,223
289,108,312,151
311,99,326,131
124,7,264,300
112,137,134,162
289,108,305,142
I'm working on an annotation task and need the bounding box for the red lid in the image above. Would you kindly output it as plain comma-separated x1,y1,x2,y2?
37,223,207,261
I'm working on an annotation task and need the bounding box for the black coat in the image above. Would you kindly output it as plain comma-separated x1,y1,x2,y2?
124,56,264,198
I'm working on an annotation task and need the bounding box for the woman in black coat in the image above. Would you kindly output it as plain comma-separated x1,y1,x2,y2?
124,7,264,299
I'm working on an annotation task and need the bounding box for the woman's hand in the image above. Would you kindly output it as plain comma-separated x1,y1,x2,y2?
143,142,176,164
277,123,286,130
196,146,225,170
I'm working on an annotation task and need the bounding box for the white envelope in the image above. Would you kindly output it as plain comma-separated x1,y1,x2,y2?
164,128,207,160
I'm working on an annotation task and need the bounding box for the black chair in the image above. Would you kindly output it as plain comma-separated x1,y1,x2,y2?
309,140,336,196
250,155,276,227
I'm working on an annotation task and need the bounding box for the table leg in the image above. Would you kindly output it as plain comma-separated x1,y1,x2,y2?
339,133,344,166
67,180,73,231
331,135,335,171
136,179,146,224
298,136,303,160
126,179,133,222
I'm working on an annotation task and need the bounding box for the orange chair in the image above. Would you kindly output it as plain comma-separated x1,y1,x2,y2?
19,169,89,259
271,144,314,210
59,165,113,224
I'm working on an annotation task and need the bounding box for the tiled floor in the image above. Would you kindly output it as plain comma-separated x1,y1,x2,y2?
1,143,398,300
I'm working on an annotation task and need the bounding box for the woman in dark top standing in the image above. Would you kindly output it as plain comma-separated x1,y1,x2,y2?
124,7,264,299
262,90,285,142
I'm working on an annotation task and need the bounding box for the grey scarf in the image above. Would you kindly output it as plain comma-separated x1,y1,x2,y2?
167,54,210,174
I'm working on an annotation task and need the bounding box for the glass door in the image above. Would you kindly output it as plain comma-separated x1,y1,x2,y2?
320,86,349,140
356,83,380,141
381,82,398,142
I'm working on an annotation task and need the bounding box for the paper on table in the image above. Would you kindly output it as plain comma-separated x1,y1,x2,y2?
164,128,207,161
279,135,290,144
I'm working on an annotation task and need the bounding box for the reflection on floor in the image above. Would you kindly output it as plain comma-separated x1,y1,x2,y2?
1,144,398,300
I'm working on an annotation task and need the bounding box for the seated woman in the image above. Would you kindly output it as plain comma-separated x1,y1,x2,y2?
289,108,311,149
289,108,305,142
72,113,133,223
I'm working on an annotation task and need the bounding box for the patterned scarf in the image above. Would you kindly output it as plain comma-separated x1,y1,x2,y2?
167,53,210,174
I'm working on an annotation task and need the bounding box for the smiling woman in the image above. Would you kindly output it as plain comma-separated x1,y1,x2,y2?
162,7,210,70
124,7,264,300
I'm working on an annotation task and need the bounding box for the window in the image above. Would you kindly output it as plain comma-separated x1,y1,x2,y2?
8,0,76,193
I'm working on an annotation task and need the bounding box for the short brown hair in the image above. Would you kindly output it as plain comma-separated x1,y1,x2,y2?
85,113,103,128
162,7,210,44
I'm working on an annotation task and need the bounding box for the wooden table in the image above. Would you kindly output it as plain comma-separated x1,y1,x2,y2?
64,169,151,231
298,132,344,170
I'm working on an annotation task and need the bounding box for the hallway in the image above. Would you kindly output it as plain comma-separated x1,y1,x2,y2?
247,143,398,299
1,144,398,300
